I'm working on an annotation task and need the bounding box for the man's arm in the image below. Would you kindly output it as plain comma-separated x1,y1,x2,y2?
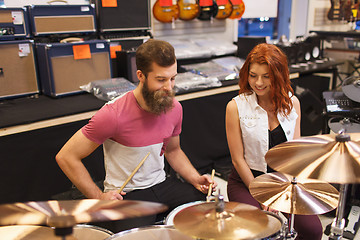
164,135,215,193
56,129,123,200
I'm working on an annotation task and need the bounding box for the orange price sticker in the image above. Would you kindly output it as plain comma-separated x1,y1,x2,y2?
102,0,117,7
230,0,242,5
159,0,173,7
73,44,91,60
199,0,213,6
217,0,228,5
110,45,122,59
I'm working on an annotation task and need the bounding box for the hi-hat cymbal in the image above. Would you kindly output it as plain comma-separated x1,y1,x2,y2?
0,199,168,227
265,133,360,184
342,75,360,102
173,201,272,240
249,172,339,215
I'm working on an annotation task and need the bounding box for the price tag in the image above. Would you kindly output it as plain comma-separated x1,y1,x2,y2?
73,44,91,60
110,45,122,59
199,0,213,7
159,0,173,7
102,0,117,7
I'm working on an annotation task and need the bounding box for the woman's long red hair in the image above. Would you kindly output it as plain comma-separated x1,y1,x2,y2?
238,43,294,116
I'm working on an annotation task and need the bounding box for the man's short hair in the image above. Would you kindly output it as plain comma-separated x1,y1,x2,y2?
136,39,176,77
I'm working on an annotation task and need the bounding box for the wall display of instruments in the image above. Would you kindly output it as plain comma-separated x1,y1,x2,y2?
327,0,360,22
0,7,31,40
27,4,96,36
152,0,245,23
93,0,151,32
0,40,39,99
35,40,111,97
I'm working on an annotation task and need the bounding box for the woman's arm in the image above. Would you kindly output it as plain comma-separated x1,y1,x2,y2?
292,95,301,139
225,100,254,188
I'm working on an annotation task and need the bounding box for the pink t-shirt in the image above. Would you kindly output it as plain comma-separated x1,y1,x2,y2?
82,91,182,192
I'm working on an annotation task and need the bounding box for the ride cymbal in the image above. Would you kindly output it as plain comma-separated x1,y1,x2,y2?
342,75,360,102
173,201,271,240
0,199,168,227
265,133,360,184
249,172,339,215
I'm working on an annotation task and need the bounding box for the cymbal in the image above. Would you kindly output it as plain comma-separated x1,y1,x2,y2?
265,133,360,184
249,172,339,215
328,117,360,133
0,199,168,227
342,75,360,102
173,201,272,240
0,225,76,240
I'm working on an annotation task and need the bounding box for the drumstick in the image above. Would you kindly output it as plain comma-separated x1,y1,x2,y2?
206,169,215,202
118,152,150,193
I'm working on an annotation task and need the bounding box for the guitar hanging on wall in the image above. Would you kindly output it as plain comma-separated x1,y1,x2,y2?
228,0,245,19
153,0,180,23
214,0,233,20
197,0,218,21
327,0,343,20
178,0,200,21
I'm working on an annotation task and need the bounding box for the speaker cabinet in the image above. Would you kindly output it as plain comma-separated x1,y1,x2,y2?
0,40,39,99
27,5,96,36
237,36,267,59
305,35,322,60
36,40,111,97
277,44,297,65
0,7,31,40
116,50,138,83
93,0,151,32
108,37,149,78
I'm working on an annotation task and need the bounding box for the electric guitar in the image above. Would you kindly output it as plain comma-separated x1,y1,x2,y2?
327,0,342,20
214,0,233,20
178,0,199,21
197,0,218,21
153,0,180,23
228,0,245,19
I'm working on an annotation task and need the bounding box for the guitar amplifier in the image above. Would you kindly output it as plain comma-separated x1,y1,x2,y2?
0,40,39,99
108,36,149,77
116,50,138,83
27,5,96,36
92,0,151,32
36,40,112,97
0,7,31,40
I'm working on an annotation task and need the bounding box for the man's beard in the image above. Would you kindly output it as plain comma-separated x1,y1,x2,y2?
142,80,175,115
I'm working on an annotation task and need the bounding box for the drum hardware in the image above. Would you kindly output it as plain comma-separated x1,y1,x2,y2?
342,75,360,103
265,132,360,240
0,199,168,239
249,172,340,239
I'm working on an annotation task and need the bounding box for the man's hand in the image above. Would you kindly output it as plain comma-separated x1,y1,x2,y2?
196,174,218,194
99,190,126,200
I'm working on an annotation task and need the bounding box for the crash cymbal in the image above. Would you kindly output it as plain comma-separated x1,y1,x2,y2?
342,75,360,102
249,172,339,215
265,133,360,184
173,201,271,240
0,199,167,227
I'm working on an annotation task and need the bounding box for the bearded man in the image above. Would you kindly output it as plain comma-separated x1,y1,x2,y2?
55,39,215,232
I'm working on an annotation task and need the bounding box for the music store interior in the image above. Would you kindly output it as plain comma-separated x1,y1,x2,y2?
0,0,359,239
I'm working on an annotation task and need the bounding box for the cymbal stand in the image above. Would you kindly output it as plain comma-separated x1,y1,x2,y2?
48,215,76,240
329,184,349,240
283,177,298,240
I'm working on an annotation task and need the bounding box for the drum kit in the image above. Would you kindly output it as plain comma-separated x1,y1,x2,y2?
0,130,358,240
0,78,359,239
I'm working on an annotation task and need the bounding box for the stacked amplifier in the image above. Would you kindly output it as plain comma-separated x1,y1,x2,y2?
0,7,38,99
0,1,152,99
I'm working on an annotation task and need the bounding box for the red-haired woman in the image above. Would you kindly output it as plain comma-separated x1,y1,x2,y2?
226,43,322,239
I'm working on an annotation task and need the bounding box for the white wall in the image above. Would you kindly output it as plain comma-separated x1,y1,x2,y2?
4,0,89,7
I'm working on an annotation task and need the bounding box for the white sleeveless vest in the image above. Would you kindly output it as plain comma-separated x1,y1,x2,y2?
233,92,298,173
